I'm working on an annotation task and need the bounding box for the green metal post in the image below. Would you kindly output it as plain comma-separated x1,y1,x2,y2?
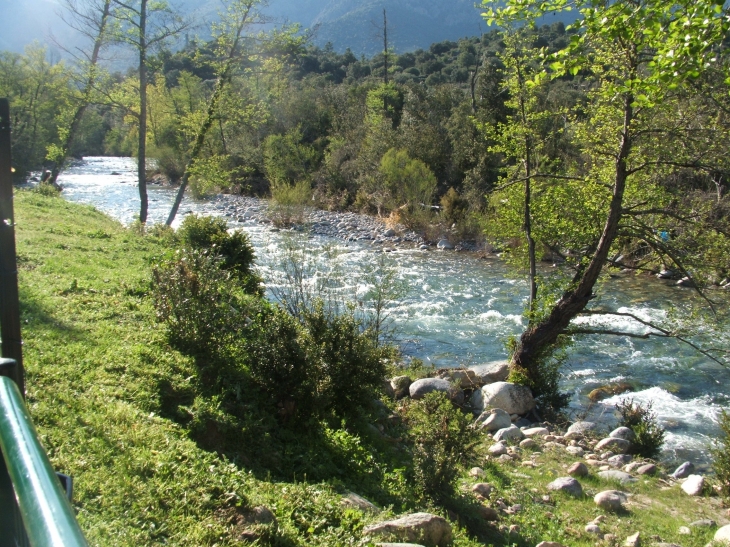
0,376,88,546
0,98,24,395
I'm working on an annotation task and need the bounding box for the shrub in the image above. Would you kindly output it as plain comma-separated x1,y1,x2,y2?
616,398,665,459
711,409,730,500
32,182,61,197
177,214,261,294
151,249,251,356
403,391,478,502
440,187,468,227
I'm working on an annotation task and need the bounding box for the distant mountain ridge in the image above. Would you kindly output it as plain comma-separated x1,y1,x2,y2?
1,0,569,58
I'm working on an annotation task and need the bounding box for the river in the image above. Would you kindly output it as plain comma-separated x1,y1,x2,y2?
55,156,730,465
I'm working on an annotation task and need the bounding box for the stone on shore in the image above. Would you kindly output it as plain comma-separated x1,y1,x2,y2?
471,483,493,498
680,475,704,496
567,421,597,435
610,427,636,441
594,490,628,511
523,427,550,438
715,524,730,544
468,361,510,385
363,513,452,547
595,437,632,454
481,382,535,415
672,461,695,479
568,462,589,477
493,424,525,443
547,477,584,497
476,408,512,432
624,532,641,547
598,470,637,485
409,378,463,405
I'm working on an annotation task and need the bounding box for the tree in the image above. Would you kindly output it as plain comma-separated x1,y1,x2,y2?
113,0,188,223
165,0,303,225
46,0,114,186
482,0,730,397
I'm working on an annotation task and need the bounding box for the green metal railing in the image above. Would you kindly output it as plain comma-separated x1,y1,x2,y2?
0,369,88,546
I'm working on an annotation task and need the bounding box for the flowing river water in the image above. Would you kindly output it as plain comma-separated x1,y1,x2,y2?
54,157,730,465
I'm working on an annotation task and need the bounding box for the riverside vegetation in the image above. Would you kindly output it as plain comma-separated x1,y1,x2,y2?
15,188,730,546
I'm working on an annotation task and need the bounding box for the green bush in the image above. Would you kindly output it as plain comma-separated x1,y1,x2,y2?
616,398,665,459
711,409,730,500
403,391,478,502
151,249,251,356
177,214,261,294
32,182,61,197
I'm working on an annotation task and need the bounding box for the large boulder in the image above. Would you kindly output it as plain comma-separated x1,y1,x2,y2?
476,408,512,432
481,382,535,415
468,361,510,385
610,427,636,441
409,378,463,405
436,368,480,389
364,513,452,547
672,461,695,479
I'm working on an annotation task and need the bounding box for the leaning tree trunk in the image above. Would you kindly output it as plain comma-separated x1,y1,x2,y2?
49,0,112,187
510,94,634,376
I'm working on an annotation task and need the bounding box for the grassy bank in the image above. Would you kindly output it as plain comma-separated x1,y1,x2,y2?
14,190,729,546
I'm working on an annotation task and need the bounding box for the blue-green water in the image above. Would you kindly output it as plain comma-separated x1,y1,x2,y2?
57,157,730,464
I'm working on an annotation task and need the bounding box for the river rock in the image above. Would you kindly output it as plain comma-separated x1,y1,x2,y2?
594,490,628,511
523,427,550,438
437,239,454,250
566,446,585,457
715,524,730,544
672,462,695,479
625,532,641,547
637,464,657,476
363,513,452,547
437,368,479,389
598,470,637,485
489,442,509,456
610,427,636,441
607,454,633,468
547,477,584,497
481,382,535,415
471,483,493,497
568,462,589,477
341,492,380,513
476,505,499,521
680,474,704,496
520,438,538,449
409,378,463,405
595,437,632,454
493,425,525,443
477,408,512,432
567,421,597,435
390,376,412,399
585,524,602,536
588,382,634,402
468,361,510,385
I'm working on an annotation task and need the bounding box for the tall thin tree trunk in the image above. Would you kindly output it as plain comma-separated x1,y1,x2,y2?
50,0,112,187
138,0,149,223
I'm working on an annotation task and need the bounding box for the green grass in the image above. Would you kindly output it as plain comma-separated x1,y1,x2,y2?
13,190,730,546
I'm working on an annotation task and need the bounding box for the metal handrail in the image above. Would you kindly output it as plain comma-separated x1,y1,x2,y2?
0,376,88,546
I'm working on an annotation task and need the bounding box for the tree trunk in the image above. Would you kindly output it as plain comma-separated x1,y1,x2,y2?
510,93,634,375
137,0,148,223
50,0,112,187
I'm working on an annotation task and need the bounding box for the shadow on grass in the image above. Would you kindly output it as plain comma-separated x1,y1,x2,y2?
19,287,84,338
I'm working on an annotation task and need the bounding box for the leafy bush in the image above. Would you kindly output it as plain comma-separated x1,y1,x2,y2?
616,398,665,459
177,214,261,294
151,249,251,356
711,409,730,500
403,391,478,502
32,182,61,197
